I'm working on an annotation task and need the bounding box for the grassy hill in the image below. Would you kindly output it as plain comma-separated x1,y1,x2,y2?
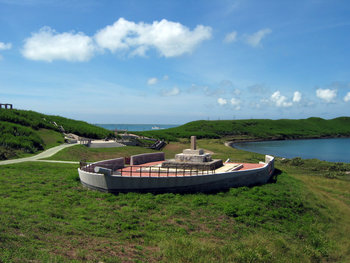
135,117,350,141
0,109,114,159
0,140,349,262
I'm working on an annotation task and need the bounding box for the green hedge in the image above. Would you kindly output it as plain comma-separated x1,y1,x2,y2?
0,109,113,139
0,121,44,153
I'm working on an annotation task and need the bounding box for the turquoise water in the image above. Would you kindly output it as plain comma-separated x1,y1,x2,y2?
95,123,179,131
233,138,350,163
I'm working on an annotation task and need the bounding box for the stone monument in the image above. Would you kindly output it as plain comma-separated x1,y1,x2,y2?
0,103,13,109
161,136,223,170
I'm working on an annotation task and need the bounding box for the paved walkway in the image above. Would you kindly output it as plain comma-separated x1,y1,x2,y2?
0,143,79,165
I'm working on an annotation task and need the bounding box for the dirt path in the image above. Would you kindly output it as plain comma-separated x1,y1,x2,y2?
0,143,79,165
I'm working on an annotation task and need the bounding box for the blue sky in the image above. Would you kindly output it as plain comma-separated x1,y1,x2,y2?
1,0,350,124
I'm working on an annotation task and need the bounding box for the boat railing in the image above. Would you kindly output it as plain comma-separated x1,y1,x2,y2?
79,161,216,177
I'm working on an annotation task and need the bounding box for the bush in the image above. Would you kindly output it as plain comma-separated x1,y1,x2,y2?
0,109,113,139
0,121,44,152
291,157,304,166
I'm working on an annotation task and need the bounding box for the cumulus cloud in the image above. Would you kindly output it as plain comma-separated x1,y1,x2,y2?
271,91,292,107
22,27,95,62
224,31,237,43
245,28,272,47
162,87,180,96
147,77,158,85
95,18,212,57
293,91,302,103
22,18,211,62
217,98,227,106
230,97,241,110
316,88,337,103
344,92,350,102
0,42,12,50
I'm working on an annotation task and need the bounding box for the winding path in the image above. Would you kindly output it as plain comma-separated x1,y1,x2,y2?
0,143,79,165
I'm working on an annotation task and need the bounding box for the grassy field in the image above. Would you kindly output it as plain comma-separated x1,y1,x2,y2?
44,145,158,162
37,129,65,149
1,140,350,262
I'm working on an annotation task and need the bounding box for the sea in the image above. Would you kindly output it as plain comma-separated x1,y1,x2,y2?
95,123,179,132
233,138,350,163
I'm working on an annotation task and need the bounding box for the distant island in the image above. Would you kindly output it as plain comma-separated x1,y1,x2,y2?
135,117,350,142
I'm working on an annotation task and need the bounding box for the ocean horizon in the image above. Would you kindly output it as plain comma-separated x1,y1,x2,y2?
95,123,180,131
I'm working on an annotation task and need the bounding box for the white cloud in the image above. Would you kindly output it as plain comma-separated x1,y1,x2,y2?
230,97,241,110
271,91,292,107
95,18,212,57
344,92,350,102
316,88,337,103
147,77,158,85
163,75,169,80
0,42,12,50
224,31,237,43
22,27,95,62
293,91,302,103
217,98,227,106
162,87,180,96
245,28,272,47
0,42,11,59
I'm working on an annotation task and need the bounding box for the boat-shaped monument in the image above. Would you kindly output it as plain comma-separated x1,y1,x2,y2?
78,136,275,193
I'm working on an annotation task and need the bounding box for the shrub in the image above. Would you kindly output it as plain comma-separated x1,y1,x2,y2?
291,157,304,166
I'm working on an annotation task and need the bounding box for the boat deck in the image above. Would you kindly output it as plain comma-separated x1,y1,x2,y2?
114,161,265,177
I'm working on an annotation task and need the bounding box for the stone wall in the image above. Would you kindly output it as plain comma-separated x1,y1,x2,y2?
130,152,165,165
88,157,125,171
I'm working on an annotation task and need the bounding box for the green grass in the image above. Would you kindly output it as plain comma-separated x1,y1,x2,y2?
0,109,114,139
1,140,350,262
0,121,44,159
0,128,65,160
37,129,65,149
0,161,343,262
45,139,261,163
45,144,158,162
135,117,350,141
0,109,114,159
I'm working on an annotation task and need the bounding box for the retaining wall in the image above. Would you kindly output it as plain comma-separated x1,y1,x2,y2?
86,157,125,171
130,152,165,165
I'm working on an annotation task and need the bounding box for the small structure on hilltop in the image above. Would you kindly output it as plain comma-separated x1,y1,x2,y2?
0,103,13,109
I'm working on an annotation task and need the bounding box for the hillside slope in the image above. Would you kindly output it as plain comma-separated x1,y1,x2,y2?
136,117,350,141
0,109,114,159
